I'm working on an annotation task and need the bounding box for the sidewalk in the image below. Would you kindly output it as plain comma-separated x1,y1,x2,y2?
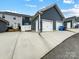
67,29,79,33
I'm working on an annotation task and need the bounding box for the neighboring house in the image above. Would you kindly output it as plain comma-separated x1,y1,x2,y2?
0,12,31,31
64,16,79,29
31,4,64,32
0,17,9,32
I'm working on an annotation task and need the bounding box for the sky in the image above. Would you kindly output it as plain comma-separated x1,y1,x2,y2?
0,0,79,18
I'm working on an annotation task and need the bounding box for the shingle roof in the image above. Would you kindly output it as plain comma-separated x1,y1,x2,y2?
0,11,31,17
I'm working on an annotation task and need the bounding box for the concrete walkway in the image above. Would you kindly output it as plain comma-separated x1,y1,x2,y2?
0,31,77,59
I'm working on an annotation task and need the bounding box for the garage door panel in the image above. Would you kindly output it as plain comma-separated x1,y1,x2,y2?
67,22,71,29
42,20,53,31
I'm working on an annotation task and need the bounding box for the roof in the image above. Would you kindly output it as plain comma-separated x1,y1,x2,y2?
64,16,79,22
0,17,9,24
66,16,76,19
76,17,79,22
0,11,31,17
64,16,76,22
32,4,64,21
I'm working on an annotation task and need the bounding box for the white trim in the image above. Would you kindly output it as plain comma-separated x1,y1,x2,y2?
38,14,41,32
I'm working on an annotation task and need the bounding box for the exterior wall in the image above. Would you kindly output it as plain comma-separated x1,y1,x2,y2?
0,14,2,17
64,17,76,28
41,7,62,21
73,22,79,28
31,17,38,31
31,20,36,30
5,14,22,29
0,14,22,29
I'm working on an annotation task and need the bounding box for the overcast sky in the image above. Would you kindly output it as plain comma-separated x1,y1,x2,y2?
0,0,79,18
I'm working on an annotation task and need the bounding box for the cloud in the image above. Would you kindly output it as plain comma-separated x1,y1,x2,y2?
25,4,37,8
74,4,79,8
62,8,79,17
0,10,27,15
25,0,30,1
63,0,74,4
0,10,19,13
39,0,44,2
25,0,44,2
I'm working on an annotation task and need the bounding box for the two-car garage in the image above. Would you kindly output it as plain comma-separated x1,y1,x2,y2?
32,4,64,32
36,19,63,32
42,20,63,31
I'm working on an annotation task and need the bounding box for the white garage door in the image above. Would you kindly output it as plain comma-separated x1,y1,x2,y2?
56,21,63,30
67,22,71,28
42,20,53,31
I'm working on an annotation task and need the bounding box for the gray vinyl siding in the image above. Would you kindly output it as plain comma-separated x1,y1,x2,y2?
41,7,62,21
31,17,38,30
53,21,56,30
31,20,36,30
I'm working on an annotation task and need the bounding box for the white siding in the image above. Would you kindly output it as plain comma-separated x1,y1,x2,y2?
0,14,22,29
0,14,2,17
56,21,63,30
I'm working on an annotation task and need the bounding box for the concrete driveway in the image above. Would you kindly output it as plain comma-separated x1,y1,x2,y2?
0,31,77,59
41,33,79,59
0,32,20,59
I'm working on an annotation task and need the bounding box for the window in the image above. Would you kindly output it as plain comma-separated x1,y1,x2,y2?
2,15,5,18
13,17,16,20
22,17,31,25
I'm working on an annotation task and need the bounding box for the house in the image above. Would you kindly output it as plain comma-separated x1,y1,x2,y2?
31,4,64,32
0,17,9,32
0,12,31,31
64,16,79,29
